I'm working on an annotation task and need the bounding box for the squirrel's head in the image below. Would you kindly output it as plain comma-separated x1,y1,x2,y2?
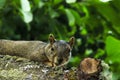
45,34,75,67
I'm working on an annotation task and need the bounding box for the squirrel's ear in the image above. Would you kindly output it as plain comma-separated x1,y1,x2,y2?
49,34,56,45
68,37,75,48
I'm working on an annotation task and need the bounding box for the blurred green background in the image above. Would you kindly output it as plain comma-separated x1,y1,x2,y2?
0,0,120,79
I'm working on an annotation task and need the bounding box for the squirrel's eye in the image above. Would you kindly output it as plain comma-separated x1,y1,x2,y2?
51,48,54,51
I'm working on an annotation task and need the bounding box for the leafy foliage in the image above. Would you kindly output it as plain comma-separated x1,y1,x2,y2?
106,36,120,63
0,0,120,79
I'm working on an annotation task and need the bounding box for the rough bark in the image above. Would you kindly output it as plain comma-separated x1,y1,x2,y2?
77,58,102,80
0,55,112,80
77,58,112,80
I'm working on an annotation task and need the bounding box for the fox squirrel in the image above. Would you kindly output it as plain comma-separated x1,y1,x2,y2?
0,34,75,67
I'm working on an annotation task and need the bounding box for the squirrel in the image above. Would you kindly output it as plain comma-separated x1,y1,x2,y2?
0,34,75,67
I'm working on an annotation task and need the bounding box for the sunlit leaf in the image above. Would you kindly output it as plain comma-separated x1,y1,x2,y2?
20,0,30,11
65,9,75,26
85,49,93,56
38,1,45,8
21,10,33,23
105,36,120,63
99,0,111,3
20,0,33,23
66,0,76,4
80,28,87,35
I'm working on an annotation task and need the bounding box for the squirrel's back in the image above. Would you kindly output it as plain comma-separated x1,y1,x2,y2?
0,40,47,59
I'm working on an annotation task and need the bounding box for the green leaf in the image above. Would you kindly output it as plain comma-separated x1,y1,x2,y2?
66,0,76,4
0,0,6,9
95,2,120,34
21,10,33,23
112,0,120,12
69,56,81,66
38,1,45,8
105,36,120,63
49,8,59,18
20,0,33,23
70,9,81,26
95,49,105,58
65,9,75,26
20,0,30,11
54,0,63,5
80,28,87,35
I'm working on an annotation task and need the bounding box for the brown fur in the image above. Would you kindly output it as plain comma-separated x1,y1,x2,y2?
0,34,75,67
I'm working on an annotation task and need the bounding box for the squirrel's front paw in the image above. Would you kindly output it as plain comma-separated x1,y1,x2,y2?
45,61,56,67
